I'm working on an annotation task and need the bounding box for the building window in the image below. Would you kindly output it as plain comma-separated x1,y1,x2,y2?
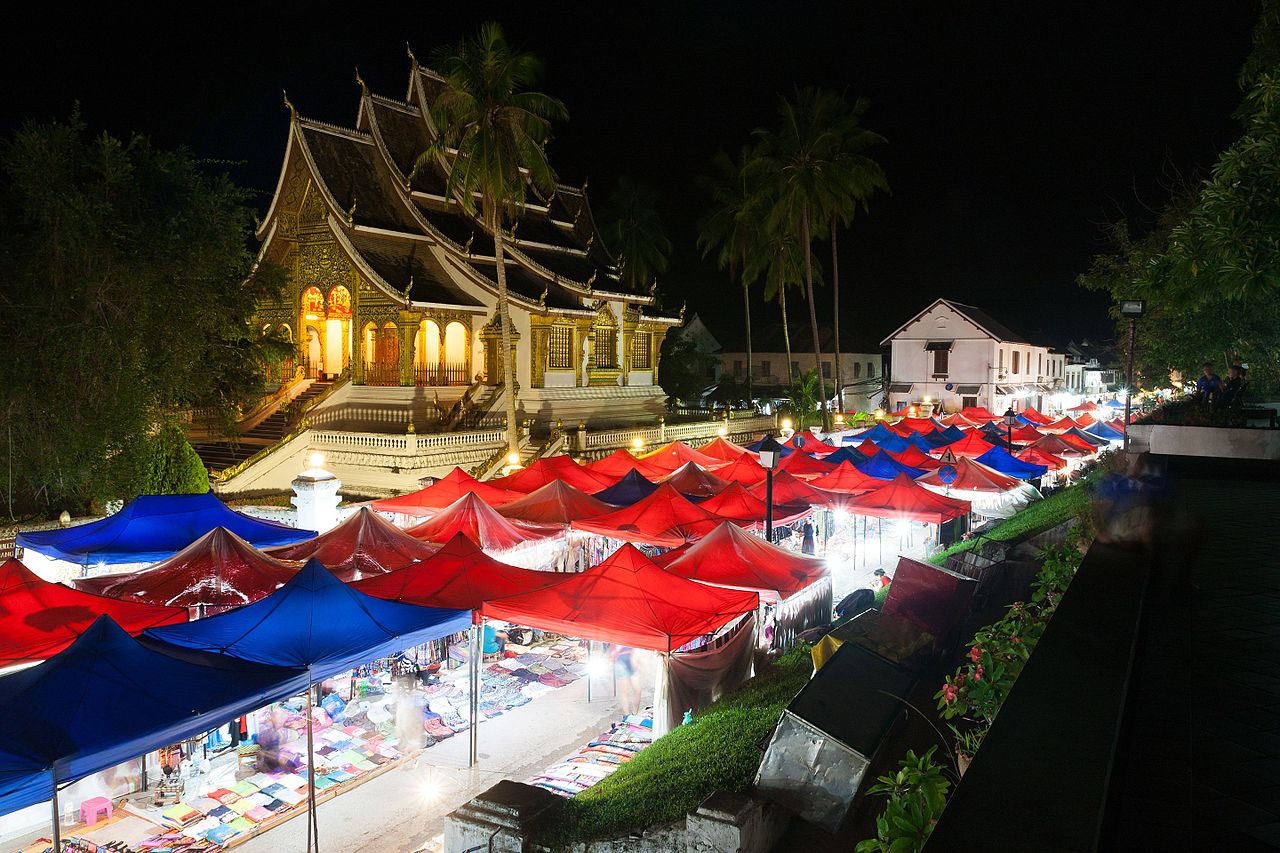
962,395,978,409
548,325,574,370
1012,351,1020,374
854,362,862,379
631,331,652,370
999,348,1005,372
593,327,618,368
932,349,949,376
761,360,771,378
791,360,800,378
734,359,743,377
1037,353,1042,377
867,361,875,378
822,361,831,379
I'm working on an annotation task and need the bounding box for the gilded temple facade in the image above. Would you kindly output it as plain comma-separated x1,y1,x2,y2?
252,57,678,428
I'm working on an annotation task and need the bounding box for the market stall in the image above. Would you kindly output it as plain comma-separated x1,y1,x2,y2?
592,469,661,506
570,484,723,549
917,458,1043,519
659,462,732,498
695,435,753,462
855,453,927,481
637,441,723,474
266,507,441,581
710,454,768,486
973,446,1052,480
370,467,522,520
696,483,811,529
405,493,562,568
489,455,616,494
584,449,667,481
71,527,298,617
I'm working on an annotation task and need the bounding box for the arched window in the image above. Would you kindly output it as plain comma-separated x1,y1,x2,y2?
326,285,351,318
417,320,441,368
380,322,399,367
261,323,273,336
279,323,293,343
302,286,325,318
592,307,618,369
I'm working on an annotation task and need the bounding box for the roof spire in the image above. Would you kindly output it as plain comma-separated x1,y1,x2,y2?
282,90,296,119
406,42,418,67
355,67,367,94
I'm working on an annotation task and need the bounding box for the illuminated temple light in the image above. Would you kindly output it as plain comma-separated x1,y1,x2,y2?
308,451,326,469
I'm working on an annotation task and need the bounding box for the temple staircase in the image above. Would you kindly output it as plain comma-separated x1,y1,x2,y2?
192,380,333,473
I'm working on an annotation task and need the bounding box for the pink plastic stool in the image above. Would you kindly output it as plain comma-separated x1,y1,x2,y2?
79,796,112,826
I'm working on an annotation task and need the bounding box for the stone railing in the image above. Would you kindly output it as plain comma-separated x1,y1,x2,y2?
576,413,776,455
311,428,506,455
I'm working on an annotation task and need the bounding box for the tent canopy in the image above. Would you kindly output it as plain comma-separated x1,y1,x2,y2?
813,461,884,495
893,417,943,434
1085,420,1125,440
746,470,836,508
775,449,838,480
887,445,941,470
745,436,795,457
497,479,614,526
489,455,616,494
1015,446,1068,470
1041,416,1083,434
483,544,759,652
858,423,898,444
639,441,723,473
712,454,768,486
661,461,733,498
1009,424,1046,444
855,453,926,481
933,431,997,459
843,474,972,524
0,560,187,665
1067,401,1099,412
856,439,882,456
17,493,313,565
696,482,810,527
697,435,753,462
147,559,471,681
1019,407,1054,425
585,448,668,480
653,521,827,603
571,483,723,548
267,507,440,581
72,527,297,611
406,492,558,551
1064,426,1111,448
0,617,309,815
352,533,562,611
1029,433,1093,457
974,446,1051,479
370,467,521,517
959,406,1000,423
592,469,661,507
917,458,1025,493
823,446,871,467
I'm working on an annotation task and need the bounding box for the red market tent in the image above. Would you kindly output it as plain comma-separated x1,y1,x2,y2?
1067,401,1099,412
1009,424,1047,445
661,462,733,498
651,521,827,603
639,441,723,474
1020,407,1054,425
888,446,942,470
483,544,759,652
940,413,979,428
0,560,186,664
857,439,882,456
1041,416,1083,434
959,406,1000,423
812,461,883,494
489,455,616,494
712,454,768,486
916,457,1025,492
351,533,562,611
843,474,972,524
933,431,997,459
697,482,811,527
746,470,837,508
775,449,838,480
570,483,723,548
1056,431,1103,454
1015,446,1068,470
73,527,298,611
371,467,522,517
407,493,559,551
266,507,441,581
1074,412,1098,426
697,435,754,462
585,449,667,481
497,479,614,526
894,417,943,434
1028,433,1093,458
781,434,837,456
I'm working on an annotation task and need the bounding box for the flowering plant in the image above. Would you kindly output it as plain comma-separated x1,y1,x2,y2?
855,747,951,853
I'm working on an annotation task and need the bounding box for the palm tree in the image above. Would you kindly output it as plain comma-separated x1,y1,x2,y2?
604,177,672,292
413,21,568,454
754,87,863,428
698,147,764,401
826,95,888,413
751,221,812,386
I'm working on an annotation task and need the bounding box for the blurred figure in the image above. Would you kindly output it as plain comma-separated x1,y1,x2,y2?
393,676,424,752
1195,362,1223,403
610,644,640,716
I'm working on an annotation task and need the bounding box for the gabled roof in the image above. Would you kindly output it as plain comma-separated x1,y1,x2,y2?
880,298,1041,347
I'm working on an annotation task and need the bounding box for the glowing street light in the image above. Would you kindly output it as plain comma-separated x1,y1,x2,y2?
758,433,783,542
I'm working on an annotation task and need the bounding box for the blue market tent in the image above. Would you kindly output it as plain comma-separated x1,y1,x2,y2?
593,469,661,507
146,559,470,682
823,446,870,467
745,437,794,457
1085,420,1125,440
858,422,899,445
974,447,1050,480
17,493,314,565
855,453,926,481
875,432,912,454
1065,426,1112,448
0,617,309,815
903,432,935,453
922,428,962,448
978,421,1006,440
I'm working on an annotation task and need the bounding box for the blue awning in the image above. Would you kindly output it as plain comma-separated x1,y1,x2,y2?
0,617,309,815
973,447,1049,480
17,493,315,565
855,453,926,481
858,423,898,445
1085,420,1124,440
145,559,471,682
592,469,661,507
823,446,870,466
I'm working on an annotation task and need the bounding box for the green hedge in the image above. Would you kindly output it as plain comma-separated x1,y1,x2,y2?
537,644,813,847
929,475,1096,565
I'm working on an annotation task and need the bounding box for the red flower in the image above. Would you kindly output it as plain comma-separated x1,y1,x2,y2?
942,683,958,703
974,665,984,682
969,646,983,664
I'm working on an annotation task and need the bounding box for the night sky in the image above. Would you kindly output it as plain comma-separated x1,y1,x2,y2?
1,2,1259,349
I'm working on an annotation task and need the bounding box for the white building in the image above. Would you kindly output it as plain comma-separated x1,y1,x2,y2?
1062,339,1118,402
718,324,884,413
880,299,1066,415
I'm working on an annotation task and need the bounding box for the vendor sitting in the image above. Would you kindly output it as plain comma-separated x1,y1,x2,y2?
483,622,509,657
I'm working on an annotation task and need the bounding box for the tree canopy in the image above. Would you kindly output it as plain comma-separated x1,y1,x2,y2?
603,177,671,292
0,114,283,515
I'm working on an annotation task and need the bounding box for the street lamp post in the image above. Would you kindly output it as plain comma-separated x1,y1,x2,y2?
1119,300,1145,452
759,434,783,542
1002,408,1019,453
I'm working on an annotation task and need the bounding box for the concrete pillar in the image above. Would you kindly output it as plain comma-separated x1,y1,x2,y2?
686,791,790,853
443,780,560,853
291,453,341,534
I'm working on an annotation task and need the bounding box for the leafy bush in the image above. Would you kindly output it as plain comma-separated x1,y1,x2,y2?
538,644,812,847
138,424,210,496
855,747,951,853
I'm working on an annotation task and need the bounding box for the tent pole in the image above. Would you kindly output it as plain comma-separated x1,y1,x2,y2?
586,640,593,703
469,621,480,768
51,782,61,852
306,684,318,853
653,652,670,738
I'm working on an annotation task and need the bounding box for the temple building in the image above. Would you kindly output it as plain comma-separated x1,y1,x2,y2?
251,54,679,430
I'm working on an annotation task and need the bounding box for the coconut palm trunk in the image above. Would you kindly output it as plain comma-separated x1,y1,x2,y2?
801,202,828,428
742,278,753,402
831,218,844,414
489,207,520,455
777,252,793,385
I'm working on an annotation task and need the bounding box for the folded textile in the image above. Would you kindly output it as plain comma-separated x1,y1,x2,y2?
273,788,305,806
161,804,201,826
227,798,254,816
262,797,290,813
188,796,221,814
207,788,239,805
182,816,221,839
230,780,259,797
205,824,237,844
245,806,273,823
228,816,256,833
313,775,338,790
206,805,235,822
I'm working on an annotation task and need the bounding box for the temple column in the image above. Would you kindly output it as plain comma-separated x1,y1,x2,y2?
397,311,418,386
